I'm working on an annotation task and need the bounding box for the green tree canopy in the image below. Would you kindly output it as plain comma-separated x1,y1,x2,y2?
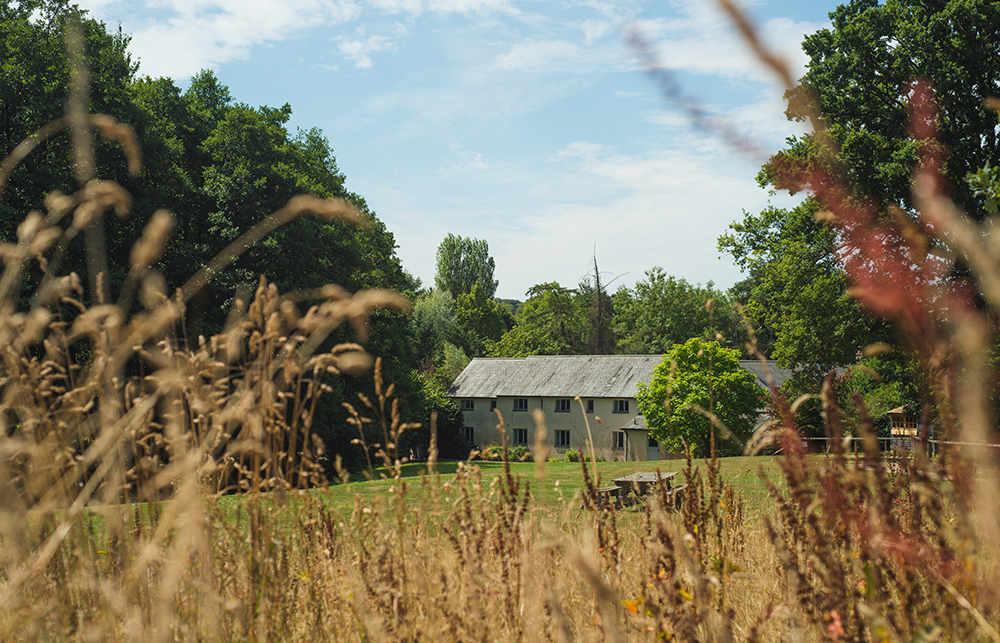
768,0,1000,218
455,283,513,357
434,234,498,300
491,282,586,357
613,268,732,355
718,200,887,376
0,2,424,472
636,339,764,458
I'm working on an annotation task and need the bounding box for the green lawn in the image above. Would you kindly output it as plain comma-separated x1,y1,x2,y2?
279,456,792,519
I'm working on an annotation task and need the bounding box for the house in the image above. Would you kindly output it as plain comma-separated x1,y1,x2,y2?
447,355,791,461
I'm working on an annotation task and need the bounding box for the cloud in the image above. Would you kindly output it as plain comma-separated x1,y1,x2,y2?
78,0,361,79
494,40,579,70
337,31,400,68
628,0,827,85
361,0,515,17
436,147,490,174
581,18,610,45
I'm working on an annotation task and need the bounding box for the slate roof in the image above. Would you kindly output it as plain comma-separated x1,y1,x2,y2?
738,360,794,391
448,355,660,399
448,355,792,399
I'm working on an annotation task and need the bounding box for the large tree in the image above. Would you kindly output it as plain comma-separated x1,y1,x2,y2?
0,2,434,472
491,282,586,357
636,339,764,458
434,234,498,300
718,200,886,376
614,268,732,355
723,0,1000,378
769,0,1000,218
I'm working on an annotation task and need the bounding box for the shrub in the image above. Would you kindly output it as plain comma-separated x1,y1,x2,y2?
564,448,579,462
480,445,503,461
507,445,532,462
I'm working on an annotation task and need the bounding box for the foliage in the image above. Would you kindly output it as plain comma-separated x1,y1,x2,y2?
637,338,764,457
719,200,887,375
491,281,585,356
434,233,498,300
768,0,1000,219
416,374,472,459
0,1,429,470
506,445,531,462
563,448,579,462
410,288,462,365
613,268,732,355
580,256,616,354
455,282,512,356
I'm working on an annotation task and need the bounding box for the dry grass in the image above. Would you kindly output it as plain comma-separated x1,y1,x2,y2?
2,8,1000,643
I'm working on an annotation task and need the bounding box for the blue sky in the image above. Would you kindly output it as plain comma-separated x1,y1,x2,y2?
77,0,836,300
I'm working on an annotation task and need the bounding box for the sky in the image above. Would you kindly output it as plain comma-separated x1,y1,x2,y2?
76,0,837,301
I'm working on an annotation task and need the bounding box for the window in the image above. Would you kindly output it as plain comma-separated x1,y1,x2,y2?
460,399,475,411
514,398,528,411
586,399,594,413
514,429,528,445
555,430,571,447
648,435,658,448
613,399,629,413
554,399,570,413
464,427,475,443
490,399,497,410
613,432,625,449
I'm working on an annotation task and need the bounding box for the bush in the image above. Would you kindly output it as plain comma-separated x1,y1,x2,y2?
582,454,606,463
507,446,532,462
564,448,579,462
480,445,503,461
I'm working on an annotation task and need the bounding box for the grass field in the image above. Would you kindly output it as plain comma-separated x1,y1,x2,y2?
314,455,789,518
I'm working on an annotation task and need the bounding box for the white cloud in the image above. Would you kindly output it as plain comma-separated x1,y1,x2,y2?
628,0,826,86
427,0,514,14
436,145,490,174
494,40,579,70
79,0,362,78
362,0,515,17
581,18,610,45
337,33,399,68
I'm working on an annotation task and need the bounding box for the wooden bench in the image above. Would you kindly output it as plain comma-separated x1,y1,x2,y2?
611,472,684,511
594,485,622,509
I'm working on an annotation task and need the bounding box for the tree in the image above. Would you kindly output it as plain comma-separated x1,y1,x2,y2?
434,234,498,299
636,338,764,458
614,268,732,355
718,200,887,375
410,288,462,365
580,256,615,354
769,0,1000,219
491,282,586,356
0,4,425,472
455,283,512,356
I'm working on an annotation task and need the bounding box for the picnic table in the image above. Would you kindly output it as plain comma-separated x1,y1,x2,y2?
612,471,687,510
